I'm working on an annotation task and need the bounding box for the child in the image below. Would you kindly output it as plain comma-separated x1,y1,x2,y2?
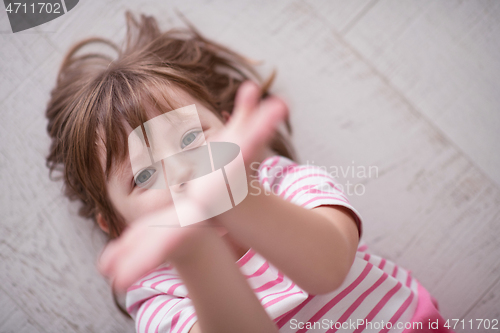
46,12,452,333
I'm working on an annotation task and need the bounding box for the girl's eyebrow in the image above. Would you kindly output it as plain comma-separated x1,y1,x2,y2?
144,121,175,163
128,127,155,176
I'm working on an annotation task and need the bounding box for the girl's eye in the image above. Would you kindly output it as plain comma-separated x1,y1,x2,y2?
181,130,202,149
135,168,156,186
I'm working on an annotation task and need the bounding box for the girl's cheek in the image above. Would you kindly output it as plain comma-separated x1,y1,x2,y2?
142,188,173,212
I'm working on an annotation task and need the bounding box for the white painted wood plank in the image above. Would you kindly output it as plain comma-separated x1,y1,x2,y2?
0,45,134,332
0,287,45,333
0,4,12,33
302,0,375,33
340,0,500,187
460,277,500,333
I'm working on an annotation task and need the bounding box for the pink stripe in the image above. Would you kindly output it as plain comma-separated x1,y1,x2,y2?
152,264,173,272
270,156,280,167
149,264,174,274
137,298,155,333
300,196,349,207
296,263,373,333
357,244,368,252
176,312,197,333
127,295,156,313
263,291,304,309
274,165,324,193
236,249,255,267
353,281,403,333
155,299,184,333
392,264,399,278
145,298,175,333
245,261,270,278
325,181,342,191
277,295,316,328
406,271,412,287
281,165,323,176
363,253,371,261
127,272,177,291
140,273,163,285
379,258,387,270
284,184,317,201
167,283,183,295
327,273,389,333
274,164,302,189
253,272,284,293
151,277,180,289
280,173,332,198
128,284,147,292
127,299,142,313
379,290,415,333
260,155,277,166
169,310,181,333
259,282,295,303
305,188,348,200
277,163,300,176
128,266,176,291
276,163,297,188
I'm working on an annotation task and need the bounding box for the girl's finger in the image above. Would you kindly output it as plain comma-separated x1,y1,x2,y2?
113,239,163,291
240,96,288,159
98,240,122,277
230,81,260,125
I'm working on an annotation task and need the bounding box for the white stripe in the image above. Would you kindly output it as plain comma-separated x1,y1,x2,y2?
144,296,177,333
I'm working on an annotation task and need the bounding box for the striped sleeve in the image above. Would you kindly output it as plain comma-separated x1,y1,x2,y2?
258,156,363,238
236,248,309,322
126,265,197,333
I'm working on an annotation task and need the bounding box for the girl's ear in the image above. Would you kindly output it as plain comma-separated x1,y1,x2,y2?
221,111,231,124
96,213,109,234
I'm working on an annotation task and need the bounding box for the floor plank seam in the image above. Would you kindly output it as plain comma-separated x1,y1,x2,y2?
304,6,500,193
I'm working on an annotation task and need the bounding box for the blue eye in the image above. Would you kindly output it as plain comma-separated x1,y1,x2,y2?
181,130,201,149
135,168,156,186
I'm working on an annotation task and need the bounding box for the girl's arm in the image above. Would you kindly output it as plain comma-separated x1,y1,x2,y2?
101,208,278,333
215,185,359,295
205,81,360,295
172,227,278,333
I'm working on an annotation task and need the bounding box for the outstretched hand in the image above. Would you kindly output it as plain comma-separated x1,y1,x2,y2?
98,81,288,291
214,80,288,165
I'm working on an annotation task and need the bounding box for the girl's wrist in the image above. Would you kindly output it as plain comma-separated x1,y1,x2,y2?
168,225,222,265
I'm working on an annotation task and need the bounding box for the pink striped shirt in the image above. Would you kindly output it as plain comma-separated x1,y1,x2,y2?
126,156,451,333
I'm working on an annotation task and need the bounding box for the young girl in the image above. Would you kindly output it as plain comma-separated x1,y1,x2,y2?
46,12,452,333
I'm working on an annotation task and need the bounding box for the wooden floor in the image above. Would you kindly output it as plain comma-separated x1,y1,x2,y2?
1,1,499,332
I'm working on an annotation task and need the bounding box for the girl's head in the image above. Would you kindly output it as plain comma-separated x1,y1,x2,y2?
45,12,294,239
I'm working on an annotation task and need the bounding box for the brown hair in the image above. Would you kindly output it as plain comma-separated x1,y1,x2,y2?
45,12,294,239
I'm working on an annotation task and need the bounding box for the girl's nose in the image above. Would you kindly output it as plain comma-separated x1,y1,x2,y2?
170,181,188,193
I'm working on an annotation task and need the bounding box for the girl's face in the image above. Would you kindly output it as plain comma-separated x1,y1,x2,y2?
102,88,226,229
